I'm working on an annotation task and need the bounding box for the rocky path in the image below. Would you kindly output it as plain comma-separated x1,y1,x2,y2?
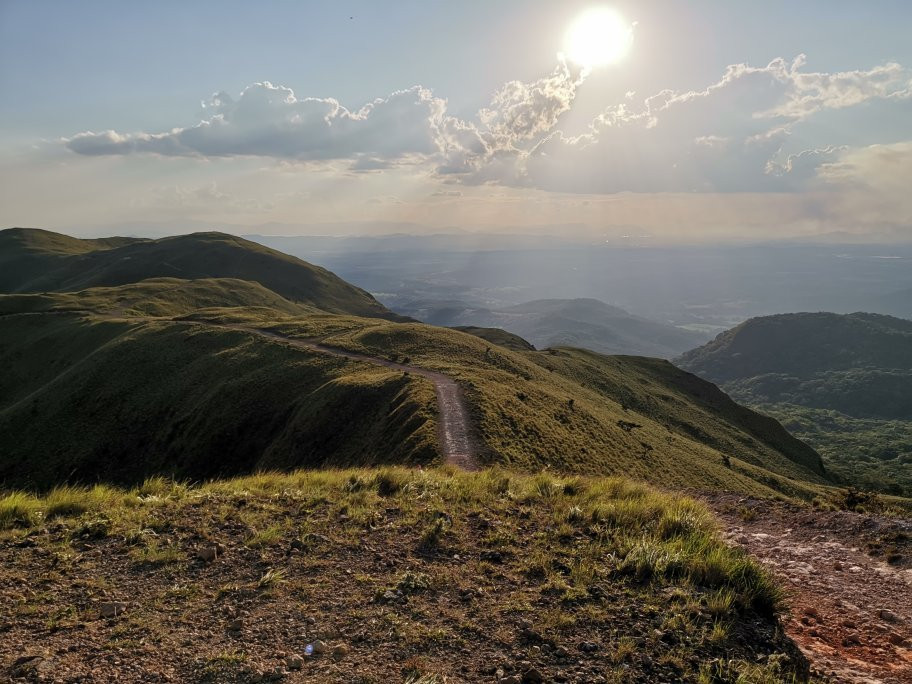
701,493,912,683
239,328,480,471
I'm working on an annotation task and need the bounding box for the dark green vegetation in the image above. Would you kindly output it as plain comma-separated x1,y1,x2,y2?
397,297,708,358
0,228,400,319
0,468,809,682
0,311,437,488
678,312,912,495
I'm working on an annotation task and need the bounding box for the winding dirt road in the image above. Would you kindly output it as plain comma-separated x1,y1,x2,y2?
240,328,480,470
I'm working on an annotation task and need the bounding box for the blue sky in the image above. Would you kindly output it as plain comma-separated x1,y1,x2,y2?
2,1,911,240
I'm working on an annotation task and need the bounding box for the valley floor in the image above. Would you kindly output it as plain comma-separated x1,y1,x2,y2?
702,494,912,683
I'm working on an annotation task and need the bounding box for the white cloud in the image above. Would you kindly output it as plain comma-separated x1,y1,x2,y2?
478,55,912,194
62,56,912,203
67,82,446,162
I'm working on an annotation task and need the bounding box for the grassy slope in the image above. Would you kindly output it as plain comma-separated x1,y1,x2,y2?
0,300,832,498
0,228,400,320
0,312,437,490
0,277,316,318
0,227,145,292
0,468,808,683
233,311,834,499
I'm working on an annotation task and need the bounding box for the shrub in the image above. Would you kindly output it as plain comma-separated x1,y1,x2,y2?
0,492,40,529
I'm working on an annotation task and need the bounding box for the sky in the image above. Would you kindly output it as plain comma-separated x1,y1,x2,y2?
1,0,911,241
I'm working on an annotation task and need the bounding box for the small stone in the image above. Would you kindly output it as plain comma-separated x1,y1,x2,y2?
332,643,350,660
530,645,541,655
554,646,569,658
499,677,521,684
802,606,821,620
578,641,599,653
841,619,856,629
842,632,861,647
305,616,317,625
311,640,328,655
285,655,303,670
197,546,219,562
99,601,128,618
833,560,843,571
521,667,544,684
267,667,286,681
887,632,907,646
480,550,504,563
226,618,244,632
878,609,901,624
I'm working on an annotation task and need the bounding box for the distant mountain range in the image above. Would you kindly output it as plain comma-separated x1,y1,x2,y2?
396,297,710,358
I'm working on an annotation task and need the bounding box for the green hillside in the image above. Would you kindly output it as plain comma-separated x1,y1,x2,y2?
1,287,831,497
0,227,145,292
677,312,912,386
0,228,400,320
0,311,437,490
677,312,912,495
0,277,316,318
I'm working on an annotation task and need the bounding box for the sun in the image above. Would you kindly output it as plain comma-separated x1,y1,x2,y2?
564,7,634,68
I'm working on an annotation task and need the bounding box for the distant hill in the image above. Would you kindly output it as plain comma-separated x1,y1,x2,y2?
397,297,708,358
0,228,400,319
677,312,912,494
450,326,535,351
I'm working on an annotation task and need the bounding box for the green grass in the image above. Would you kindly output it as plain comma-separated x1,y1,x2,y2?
0,467,782,615
0,277,317,318
0,298,846,499
255,311,834,498
0,467,809,682
0,312,438,489
0,267,868,501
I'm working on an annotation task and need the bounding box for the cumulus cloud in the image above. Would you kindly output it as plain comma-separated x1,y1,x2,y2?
67,82,446,162
489,55,912,193
63,56,911,200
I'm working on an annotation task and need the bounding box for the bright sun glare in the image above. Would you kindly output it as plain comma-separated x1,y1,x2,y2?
564,7,633,68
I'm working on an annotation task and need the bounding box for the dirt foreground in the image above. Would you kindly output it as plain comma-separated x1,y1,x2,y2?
702,493,912,683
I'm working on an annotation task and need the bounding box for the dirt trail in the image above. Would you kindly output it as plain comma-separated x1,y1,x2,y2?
701,493,912,683
235,328,480,471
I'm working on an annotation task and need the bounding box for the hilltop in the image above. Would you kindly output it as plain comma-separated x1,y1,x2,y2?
678,312,912,494
0,468,808,683
395,298,708,359
0,228,400,320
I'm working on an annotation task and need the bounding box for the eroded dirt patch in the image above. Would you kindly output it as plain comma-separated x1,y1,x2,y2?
702,493,912,683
